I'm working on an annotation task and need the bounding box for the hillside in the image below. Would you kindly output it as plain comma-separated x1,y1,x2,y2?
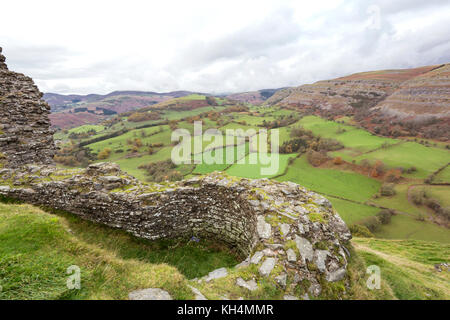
46,91,200,129
266,65,450,140
225,88,284,105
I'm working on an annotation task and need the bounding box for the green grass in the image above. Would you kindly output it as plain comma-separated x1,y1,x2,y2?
0,202,239,300
369,183,424,217
328,197,380,225
299,116,398,153
425,185,450,207
375,214,450,244
353,238,449,299
352,142,450,179
69,124,105,134
86,126,169,158
433,165,450,184
193,143,250,174
226,153,296,179
0,203,193,300
115,147,173,180
276,156,381,202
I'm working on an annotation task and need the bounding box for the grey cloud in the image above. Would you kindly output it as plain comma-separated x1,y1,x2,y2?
2,0,450,95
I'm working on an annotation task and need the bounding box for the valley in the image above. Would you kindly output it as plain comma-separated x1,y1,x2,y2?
51,92,450,245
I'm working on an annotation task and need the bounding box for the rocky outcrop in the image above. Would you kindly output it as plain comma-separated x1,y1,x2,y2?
0,163,352,299
0,47,56,167
373,64,450,119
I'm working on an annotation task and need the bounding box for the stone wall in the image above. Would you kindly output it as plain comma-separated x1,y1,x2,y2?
0,47,56,168
0,163,352,298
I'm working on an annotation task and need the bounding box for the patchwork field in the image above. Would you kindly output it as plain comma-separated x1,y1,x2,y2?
54,104,449,244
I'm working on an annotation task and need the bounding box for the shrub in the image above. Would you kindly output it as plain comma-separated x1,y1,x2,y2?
424,198,441,212
376,209,394,225
349,224,374,238
97,148,112,160
410,188,427,205
138,160,183,182
333,157,343,165
380,183,396,196
361,216,382,233
306,150,328,167
385,169,401,182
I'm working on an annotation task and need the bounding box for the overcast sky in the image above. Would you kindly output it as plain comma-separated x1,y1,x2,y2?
1,0,450,95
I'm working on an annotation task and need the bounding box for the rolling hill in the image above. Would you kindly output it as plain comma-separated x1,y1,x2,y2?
266,64,450,140
45,90,201,129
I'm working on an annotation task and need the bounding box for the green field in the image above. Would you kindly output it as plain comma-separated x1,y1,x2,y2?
328,197,380,225
115,147,173,180
55,106,449,245
375,214,450,243
193,143,249,174
426,185,450,207
69,124,105,134
226,153,296,179
276,156,381,202
299,116,398,153
352,142,450,179
369,183,424,217
433,165,450,184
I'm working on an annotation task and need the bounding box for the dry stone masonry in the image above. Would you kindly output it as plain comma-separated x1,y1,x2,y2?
0,164,352,298
0,47,352,299
0,47,56,168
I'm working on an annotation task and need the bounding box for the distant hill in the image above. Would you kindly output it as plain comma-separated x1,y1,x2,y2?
225,88,286,105
266,64,450,140
45,90,201,129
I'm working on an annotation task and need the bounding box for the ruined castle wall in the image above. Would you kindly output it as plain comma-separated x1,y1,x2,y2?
0,163,258,256
0,47,56,168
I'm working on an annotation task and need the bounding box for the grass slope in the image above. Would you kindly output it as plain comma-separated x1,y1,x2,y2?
353,238,449,299
0,202,239,300
276,156,381,202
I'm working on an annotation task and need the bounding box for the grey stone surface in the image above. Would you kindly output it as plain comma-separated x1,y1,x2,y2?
0,47,55,168
326,268,347,282
314,250,330,273
295,236,314,263
128,288,172,300
259,258,277,277
257,215,272,239
236,278,258,291
286,249,297,262
250,251,264,264
279,223,290,236
283,295,299,300
205,267,228,282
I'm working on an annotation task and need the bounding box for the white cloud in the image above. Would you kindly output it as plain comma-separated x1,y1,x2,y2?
1,0,449,94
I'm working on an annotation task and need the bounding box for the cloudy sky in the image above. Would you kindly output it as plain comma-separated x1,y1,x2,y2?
1,0,450,95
